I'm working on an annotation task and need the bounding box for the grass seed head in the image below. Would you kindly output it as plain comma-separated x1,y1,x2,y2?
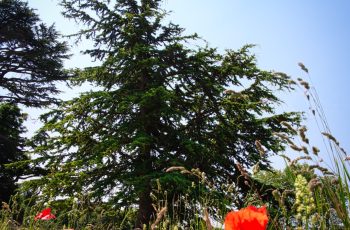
312,146,320,156
281,121,297,134
321,132,340,146
302,146,309,155
255,140,265,157
308,178,322,191
298,62,309,73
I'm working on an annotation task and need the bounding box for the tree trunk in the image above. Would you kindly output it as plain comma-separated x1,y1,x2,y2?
135,182,155,228
134,60,156,228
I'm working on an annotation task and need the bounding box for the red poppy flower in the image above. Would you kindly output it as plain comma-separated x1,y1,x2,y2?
224,206,268,230
34,208,56,221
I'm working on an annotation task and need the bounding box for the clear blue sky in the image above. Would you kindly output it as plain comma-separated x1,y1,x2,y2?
27,0,350,170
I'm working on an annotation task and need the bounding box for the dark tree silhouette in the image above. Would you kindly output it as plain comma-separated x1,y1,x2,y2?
0,0,69,204
0,0,69,107
0,103,26,203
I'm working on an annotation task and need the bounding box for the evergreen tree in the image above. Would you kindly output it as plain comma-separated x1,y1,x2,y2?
29,0,300,227
0,103,26,203
0,0,69,107
0,0,68,204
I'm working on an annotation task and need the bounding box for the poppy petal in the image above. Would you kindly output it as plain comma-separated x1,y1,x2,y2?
224,206,268,230
34,208,56,221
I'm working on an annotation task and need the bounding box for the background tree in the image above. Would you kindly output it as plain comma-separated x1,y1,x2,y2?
0,0,69,107
28,0,300,227
0,0,69,204
0,103,26,203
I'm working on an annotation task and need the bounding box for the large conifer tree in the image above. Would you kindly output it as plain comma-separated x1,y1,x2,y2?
29,0,299,227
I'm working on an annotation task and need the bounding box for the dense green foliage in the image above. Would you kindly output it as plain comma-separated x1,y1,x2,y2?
24,0,301,227
0,103,26,203
0,0,69,107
